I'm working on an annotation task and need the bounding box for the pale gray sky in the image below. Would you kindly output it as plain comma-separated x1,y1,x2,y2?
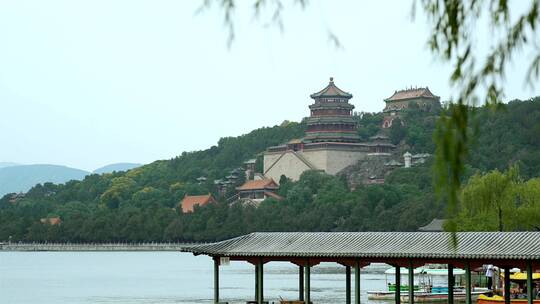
0,1,537,171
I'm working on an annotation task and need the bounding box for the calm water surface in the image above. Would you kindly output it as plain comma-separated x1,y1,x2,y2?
0,252,448,304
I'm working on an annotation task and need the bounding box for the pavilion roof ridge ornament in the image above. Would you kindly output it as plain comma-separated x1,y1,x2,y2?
384,86,440,102
310,77,353,99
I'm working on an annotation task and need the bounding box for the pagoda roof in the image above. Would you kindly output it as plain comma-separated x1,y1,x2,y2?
179,194,216,213
303,132,360,143
385,87,439,102
310,77,353,99
236,179,279,191
288,138,303,144
306,116,356,124
309,102,355,110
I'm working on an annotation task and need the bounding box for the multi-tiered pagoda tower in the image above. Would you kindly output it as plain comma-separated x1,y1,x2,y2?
263,77,395,182
304,78,360,143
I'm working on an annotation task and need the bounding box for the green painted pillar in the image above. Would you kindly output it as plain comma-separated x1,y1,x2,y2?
448,264,454,304
355,261,361,304
214,257,219,304
346,265,351,304
261,262,264,304
504,267,511,304
305,260,311,304
299,265,304,301
255,264,259,302
257,260,264,304
395,266,401,304
465,262,472,304
408,261,414,304
527,261,533,304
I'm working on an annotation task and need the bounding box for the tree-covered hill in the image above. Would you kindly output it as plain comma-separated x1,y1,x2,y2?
468,99,540,177
1,97,539,242
384,97,540,177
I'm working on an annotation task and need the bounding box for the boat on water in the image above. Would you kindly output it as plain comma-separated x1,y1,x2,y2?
477,294,540,303
367,267,426,300
477,272,540,304
368,289,419,301
401,290,488,303
367,266,469,300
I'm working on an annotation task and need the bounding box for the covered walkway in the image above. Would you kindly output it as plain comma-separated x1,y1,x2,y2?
183,232,540,304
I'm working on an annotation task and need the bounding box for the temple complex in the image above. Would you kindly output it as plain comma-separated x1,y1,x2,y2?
382,87,441,128
263,78,394,182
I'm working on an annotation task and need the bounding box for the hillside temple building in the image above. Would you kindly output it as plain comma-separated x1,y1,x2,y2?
179,194,216,213
382,87,441,128
263,78,394,182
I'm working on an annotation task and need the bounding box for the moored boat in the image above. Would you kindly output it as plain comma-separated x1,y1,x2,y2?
477,294,540,303
367,266,468,301
401,290,488,303
477,272,540,304
367,267,426,300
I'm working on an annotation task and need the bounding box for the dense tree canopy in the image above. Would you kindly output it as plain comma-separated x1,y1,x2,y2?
1,97,539,242
453,166,540,231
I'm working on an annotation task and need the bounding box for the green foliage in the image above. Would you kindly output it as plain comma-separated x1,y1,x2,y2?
468,99,540,177
434,103,470,236
168,122,305,183
100,177,136,209
1,99,540,242
389,118,406,144
0,122,304,242
0,168,442,242
356,112,383,141
401,108,440,153
453,166,540,232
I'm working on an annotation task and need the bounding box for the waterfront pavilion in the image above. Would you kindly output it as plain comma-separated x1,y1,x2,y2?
182,231,540,304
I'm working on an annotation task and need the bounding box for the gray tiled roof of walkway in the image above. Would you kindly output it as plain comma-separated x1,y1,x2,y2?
183,232,540,260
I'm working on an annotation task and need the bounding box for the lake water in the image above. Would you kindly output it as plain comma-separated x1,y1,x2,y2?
0,252,449,304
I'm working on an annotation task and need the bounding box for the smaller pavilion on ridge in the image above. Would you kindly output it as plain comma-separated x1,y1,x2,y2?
236,179,283,203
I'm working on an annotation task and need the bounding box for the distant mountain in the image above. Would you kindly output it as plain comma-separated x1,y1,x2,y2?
0,162,19,169
0,164,89,196
93,163,142,174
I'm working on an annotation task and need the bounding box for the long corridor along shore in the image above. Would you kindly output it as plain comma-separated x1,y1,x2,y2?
0,242,198,251
183,231,540,304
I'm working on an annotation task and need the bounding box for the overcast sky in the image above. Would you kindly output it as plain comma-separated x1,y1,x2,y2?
1,1,537,171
